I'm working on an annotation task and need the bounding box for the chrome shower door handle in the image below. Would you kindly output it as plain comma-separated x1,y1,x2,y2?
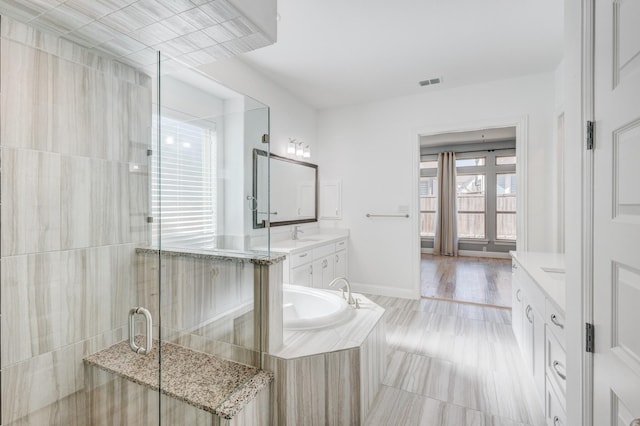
129,307,153,355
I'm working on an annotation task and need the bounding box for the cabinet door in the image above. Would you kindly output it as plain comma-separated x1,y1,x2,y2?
291,264,313,287
319,181,342,219
522,302,535,373
312,259,323,288
321,255,335,288
512,273,524,347
531,304,546,406
334,250,347,278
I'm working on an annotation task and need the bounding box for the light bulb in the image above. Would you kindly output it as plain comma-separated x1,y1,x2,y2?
296,142,304,157
287,138,296,154
303,145,310,158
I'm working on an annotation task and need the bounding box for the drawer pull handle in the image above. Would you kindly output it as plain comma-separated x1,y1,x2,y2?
525,305,533,323
516,289,522,302
299,253,308,258
553,360,566,381
550,314,564,329
553,416,561,426
335,254,339,263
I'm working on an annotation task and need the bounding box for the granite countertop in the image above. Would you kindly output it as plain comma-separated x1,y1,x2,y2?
136,246,287,266
272,292,385,360
510,251,566,311
83,339,272,419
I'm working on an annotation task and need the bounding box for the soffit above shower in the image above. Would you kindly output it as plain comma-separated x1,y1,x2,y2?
0,0,276,70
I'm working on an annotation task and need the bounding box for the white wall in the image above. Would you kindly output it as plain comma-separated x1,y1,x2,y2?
199,59,318,159
198,58,319,241
317,72,557,297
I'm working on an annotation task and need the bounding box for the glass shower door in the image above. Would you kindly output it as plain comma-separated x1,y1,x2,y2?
152,54,271,424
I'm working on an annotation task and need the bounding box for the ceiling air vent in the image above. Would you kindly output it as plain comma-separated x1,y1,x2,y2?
419,77,442,87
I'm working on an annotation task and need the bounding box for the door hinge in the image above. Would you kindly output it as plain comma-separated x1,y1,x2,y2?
146,216,154,224
147,149,153,156
586,322,595,353
261,134,270,144
586,121,594,150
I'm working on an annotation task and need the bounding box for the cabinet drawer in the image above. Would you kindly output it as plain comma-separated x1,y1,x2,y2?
545,299,566,345
290,250,313,268
335,239,347,252
546,325,567,396
313,244,334,259
545,378,566,426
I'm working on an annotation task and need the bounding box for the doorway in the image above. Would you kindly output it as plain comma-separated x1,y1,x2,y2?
412,121,527,305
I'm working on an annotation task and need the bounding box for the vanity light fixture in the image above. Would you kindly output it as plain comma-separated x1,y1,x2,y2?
303,145,311,159
287,138,297,155
295,141,304,157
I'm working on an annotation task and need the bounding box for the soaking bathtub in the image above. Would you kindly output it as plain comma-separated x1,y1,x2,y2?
282,284,352,330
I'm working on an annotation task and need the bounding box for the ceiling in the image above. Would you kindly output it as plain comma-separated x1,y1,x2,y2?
421,127,516,147
239,0,564,109
0,0,273,70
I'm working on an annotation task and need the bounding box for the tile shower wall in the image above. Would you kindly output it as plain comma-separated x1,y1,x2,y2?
0,16,151,425
136,252,262,368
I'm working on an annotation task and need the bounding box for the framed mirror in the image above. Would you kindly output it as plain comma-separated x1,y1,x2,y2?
253,149,318,228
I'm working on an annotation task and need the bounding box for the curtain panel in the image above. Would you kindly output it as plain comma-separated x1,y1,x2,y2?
434,152,458,256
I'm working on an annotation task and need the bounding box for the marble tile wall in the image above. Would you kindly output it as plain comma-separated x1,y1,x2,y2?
0,16,152,425
360,317,387,420
136,251,261,367
263,316,387,426
256,260,283,353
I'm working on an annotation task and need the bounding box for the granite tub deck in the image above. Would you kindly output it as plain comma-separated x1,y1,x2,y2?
264,292,387,425
83,339,272,421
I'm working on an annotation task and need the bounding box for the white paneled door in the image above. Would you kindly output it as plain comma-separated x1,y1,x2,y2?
593,1,640,425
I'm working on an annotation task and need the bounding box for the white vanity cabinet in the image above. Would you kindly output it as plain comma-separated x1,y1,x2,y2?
311,243,336,288
510,252,566,425
281,236,348,288
513,261,546,406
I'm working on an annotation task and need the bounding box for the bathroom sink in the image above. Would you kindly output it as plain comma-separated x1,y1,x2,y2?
271,238,323,248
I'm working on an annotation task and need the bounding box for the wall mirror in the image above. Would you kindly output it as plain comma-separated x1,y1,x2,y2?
253,149,318,228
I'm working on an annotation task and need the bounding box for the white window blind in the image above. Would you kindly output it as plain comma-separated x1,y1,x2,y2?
151,116,217,248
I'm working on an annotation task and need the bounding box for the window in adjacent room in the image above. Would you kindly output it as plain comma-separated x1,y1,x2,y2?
456,173,486,239
420,159,438,237
496,172,517,240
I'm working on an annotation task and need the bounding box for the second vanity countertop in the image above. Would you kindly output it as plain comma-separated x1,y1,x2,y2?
510,251,566,312
257,230,349,254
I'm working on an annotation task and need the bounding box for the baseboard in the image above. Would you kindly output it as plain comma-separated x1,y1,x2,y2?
422,248,510,259
349,282,419,300
458,250,511,259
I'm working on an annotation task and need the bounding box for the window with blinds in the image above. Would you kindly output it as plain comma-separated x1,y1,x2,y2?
151,116,217,248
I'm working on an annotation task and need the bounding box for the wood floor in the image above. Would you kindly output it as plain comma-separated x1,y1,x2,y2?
421,254,513,308
363,295,544,426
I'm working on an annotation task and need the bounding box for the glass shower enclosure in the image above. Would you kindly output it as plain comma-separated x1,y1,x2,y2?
0,22,272,424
